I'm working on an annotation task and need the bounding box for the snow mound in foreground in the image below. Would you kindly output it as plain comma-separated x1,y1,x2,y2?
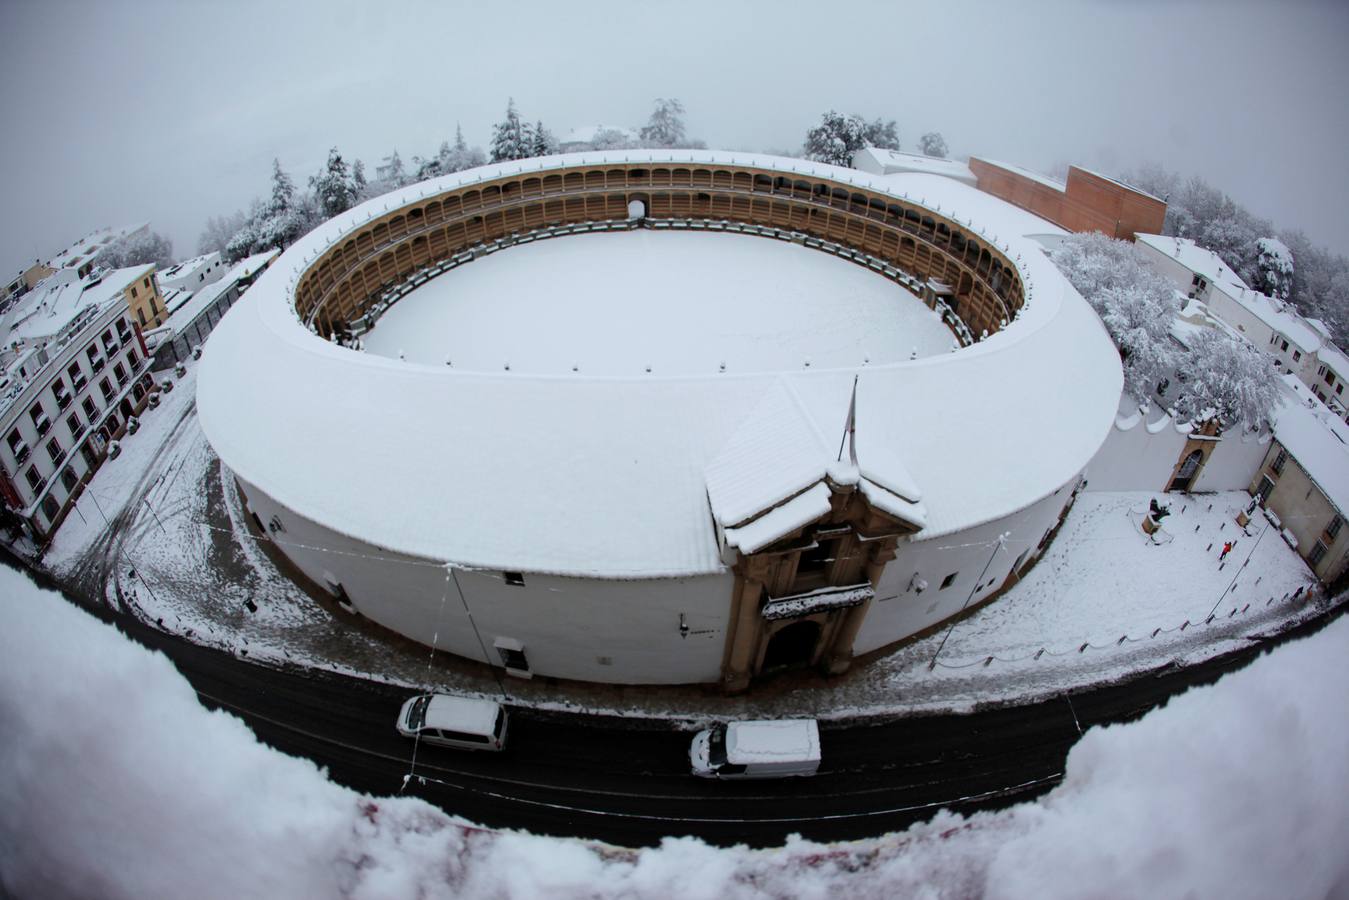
1,565,1346,900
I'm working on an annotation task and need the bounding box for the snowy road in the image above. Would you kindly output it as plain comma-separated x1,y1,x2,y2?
13,559,1343,847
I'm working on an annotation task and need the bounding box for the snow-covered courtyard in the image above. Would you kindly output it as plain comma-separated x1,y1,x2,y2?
36,355,1331,722
360,230,956,374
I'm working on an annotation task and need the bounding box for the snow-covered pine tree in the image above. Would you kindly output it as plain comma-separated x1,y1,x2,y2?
490,99,532,162
382,150,406,187
311,147,358,219
269,158,295,217
1255,237,1294,303
352,159,366,195
639,98,686,148
918,132,948,158
531,120,555,157
442,124,487,173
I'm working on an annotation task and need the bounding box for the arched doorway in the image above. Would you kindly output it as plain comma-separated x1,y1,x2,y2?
1168,448,1204,492
118,398,133,419
761,620,821,672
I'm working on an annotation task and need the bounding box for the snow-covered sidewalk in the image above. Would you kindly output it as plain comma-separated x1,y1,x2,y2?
38,364,1331,721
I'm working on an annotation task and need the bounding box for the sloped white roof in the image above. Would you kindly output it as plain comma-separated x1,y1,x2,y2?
424,695,499,733
1135,234,1250,295
852,147,977,185
971,157,1066,192
3,265,151,344
724,483,834,555
1220,286,1325,354
1273,377,1349,514
197,151,1121,578
725,719,820,764
166,250,277,333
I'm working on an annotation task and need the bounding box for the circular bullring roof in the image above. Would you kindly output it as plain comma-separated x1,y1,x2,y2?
197,151,1123,578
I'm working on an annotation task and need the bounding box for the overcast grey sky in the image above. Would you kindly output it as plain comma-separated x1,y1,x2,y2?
2,0,1346,275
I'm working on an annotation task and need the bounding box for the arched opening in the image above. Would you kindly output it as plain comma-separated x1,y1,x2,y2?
1169,448,1205,492
761,620,821,672
118,398,133,419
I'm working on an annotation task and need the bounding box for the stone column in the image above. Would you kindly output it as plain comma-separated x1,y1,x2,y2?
822,537,898,675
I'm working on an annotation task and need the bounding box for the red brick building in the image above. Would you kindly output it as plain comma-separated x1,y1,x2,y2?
969,158,1166,241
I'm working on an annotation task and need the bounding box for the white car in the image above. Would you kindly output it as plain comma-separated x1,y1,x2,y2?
396,694,509,752
689,719,821,779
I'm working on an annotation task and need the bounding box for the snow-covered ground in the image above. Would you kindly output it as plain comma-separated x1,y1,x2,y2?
3,565,1346,898
37,361,1331,722
361,230,956,374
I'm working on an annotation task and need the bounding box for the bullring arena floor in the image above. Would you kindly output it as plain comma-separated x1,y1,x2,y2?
360,230,956,375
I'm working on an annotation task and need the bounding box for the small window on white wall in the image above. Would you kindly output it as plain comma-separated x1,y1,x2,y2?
494,637,531,678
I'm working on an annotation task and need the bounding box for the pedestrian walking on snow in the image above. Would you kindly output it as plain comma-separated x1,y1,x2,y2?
1219,541,1233,561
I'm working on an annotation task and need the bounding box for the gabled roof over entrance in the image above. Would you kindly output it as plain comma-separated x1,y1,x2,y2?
705,377,928,555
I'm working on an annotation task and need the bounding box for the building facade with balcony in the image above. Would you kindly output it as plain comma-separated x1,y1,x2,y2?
0,267,157,542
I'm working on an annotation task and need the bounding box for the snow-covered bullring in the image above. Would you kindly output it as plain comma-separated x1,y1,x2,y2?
197,151,1122,688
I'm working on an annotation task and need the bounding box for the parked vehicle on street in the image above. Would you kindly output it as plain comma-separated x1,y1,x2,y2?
689,719,820,779
396,693,509,752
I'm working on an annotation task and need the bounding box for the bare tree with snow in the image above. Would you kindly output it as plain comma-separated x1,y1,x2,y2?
1051,232,1180,402
918,132,947,158
1172,330,1280,427
639,98,686,148
198,211,247,255
95,230,174,270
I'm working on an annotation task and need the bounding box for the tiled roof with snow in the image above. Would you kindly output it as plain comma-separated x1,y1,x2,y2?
197,151,1122,578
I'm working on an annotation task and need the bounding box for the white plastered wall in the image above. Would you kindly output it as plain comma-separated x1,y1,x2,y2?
1085,405,1269,494
235,477,733,685
854,479,1078,656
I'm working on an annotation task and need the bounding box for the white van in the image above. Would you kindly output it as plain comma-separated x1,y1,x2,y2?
396,694,509,752
689,719,821,779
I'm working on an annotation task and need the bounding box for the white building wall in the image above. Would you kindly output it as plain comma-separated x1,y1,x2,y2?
855,480,1078,656
236,477,734,685
1192,428,1271,492
1084,409,1187,492
1204,287,1275,348
1135,241,1206,296
159,253,225,292
1083,405,1269,494
1,305,150,531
